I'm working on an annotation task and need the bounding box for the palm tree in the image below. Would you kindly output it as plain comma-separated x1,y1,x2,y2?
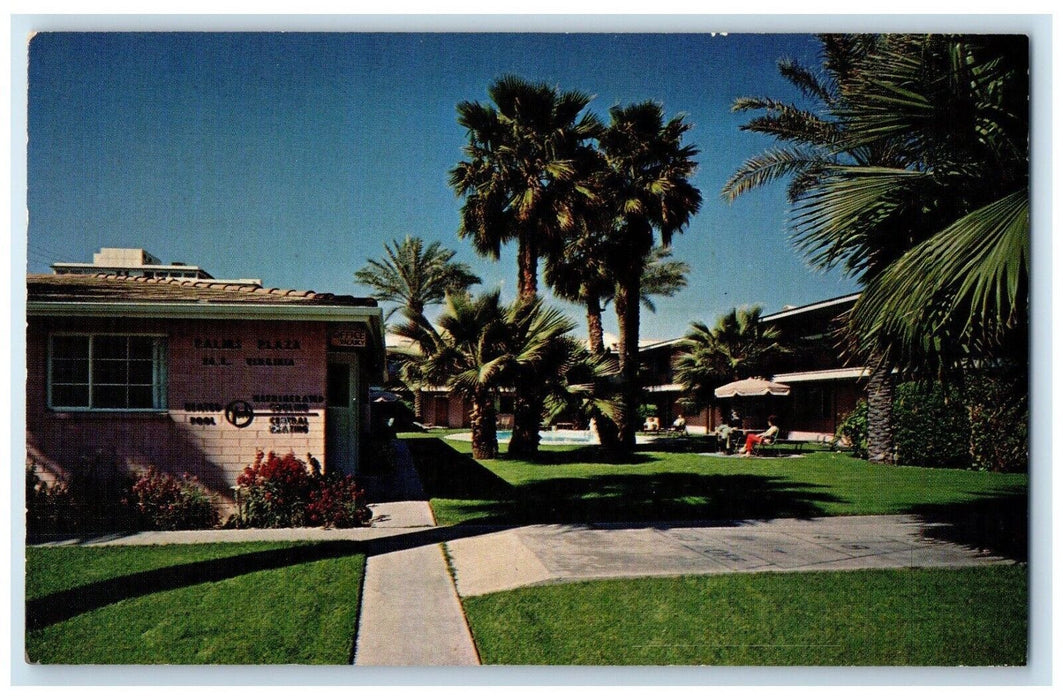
450,75,602,456
449,75,603,304
725,34,1029,464
599,102,702,449
817,35,1029,377
673,306,788,414
353,236,481,321
723,35,903,463
395,291,578,459
355,236,481,422
395,292,507,459
638,247,691,314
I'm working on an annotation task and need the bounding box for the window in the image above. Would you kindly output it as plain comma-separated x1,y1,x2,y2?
48,334,167,410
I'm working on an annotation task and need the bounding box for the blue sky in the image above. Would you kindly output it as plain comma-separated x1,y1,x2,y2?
27,31,860,341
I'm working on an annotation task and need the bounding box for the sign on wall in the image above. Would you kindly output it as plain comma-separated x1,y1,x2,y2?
329,326,368,349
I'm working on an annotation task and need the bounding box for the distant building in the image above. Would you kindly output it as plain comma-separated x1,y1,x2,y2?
51,247,262,285
638,293,865,440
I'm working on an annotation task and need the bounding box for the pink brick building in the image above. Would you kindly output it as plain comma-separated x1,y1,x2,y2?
26,274,385,509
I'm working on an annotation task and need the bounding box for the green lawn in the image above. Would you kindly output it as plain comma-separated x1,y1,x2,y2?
400,434,1027,558
26,541,366,664
462,565,1028,665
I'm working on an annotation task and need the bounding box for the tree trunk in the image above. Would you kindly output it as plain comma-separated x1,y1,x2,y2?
412,389,424,423
509,234,543,456
507,386,543,457
469,394,499,460
517,234,539,304
614,263,643,451
586,294,605,355
866,361,895,464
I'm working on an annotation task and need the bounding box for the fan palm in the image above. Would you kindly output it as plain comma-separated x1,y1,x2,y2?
811,35,1030,376
449,75,603,304
599,101,702,449
395,291,578,459
673,306,788,412
723,35,901,463
450,75,601,455
726,34,1029,464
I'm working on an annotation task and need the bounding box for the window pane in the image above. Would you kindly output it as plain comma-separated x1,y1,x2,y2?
128,386,154,408
128,360,154,384
94,359,129,384
93,336,128,359
52,359,89,383
128,337,154,359
93,385,127,408
52,384,89,407
52,336,88,359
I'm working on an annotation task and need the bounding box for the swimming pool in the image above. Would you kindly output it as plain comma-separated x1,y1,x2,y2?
446,428,599,445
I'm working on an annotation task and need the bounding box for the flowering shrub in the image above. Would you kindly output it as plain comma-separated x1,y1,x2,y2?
129,467,217,530
26,457,141,534
235,451,372,528
26,466,75,534
307,475,372,528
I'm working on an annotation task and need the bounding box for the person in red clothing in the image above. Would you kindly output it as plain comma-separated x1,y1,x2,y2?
740,415,780,456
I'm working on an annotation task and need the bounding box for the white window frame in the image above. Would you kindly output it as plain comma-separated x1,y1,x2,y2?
47,333,168,412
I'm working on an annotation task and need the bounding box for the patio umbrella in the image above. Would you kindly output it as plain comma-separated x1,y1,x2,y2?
714,377,791,399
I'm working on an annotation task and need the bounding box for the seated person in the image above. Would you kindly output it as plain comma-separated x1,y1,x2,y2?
716,423,741,453
740,415,780,455
643,416,660,433
671,414,687,433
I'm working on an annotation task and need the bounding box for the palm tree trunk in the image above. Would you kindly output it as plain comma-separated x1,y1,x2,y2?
508,234,544,456
614,264,642,451
866,360,895,464
412,389,424,423
586,294,605,355
517,235,539,304
507,385,542,457
469,394,499,460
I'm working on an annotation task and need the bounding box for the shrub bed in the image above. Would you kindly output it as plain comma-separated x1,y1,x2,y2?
233,451,372,528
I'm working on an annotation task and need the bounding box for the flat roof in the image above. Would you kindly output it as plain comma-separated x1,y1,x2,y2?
760,293,861,323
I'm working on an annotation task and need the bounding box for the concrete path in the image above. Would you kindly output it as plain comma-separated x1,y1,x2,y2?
445,514,1017,598
352,439,480,666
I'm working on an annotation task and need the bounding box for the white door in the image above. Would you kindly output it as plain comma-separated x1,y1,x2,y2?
325,354,360,475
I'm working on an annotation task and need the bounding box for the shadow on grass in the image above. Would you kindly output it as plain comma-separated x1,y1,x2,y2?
25,540,366,631
438,472,843,526
406,437,842,526
403,437,515,498
911,488,1028,562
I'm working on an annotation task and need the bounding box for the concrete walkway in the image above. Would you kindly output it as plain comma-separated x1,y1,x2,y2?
353,439,480,666
445,515,1017,598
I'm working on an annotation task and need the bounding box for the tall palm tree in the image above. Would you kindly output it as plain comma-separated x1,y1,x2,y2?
449,75,603,304
355,236,481,422
353,235,481,321
450,75,602,456
599,102,702,449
